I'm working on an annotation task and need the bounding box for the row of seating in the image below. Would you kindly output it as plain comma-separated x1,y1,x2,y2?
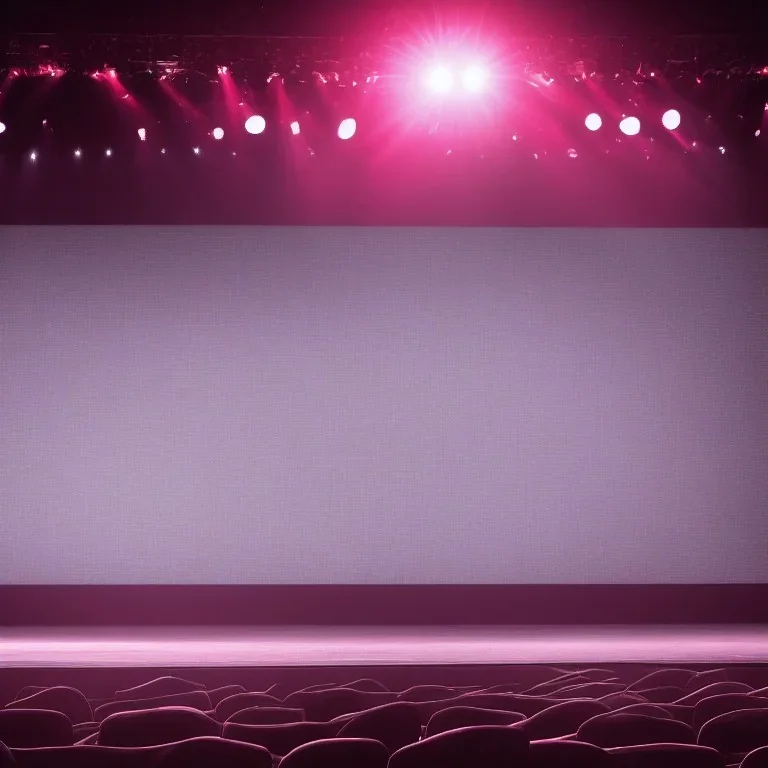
3,666,768,766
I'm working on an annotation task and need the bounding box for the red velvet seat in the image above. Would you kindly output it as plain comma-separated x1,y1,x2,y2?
577,712,696,748
607,742,725,767
6,687,92,725
518,699,610,740
94,691,212,721
0,710,74,748
337,701,422,752
97,706,221,747
425,705,525,737
278,737,389,768
527,738,612,767
388,725,529,768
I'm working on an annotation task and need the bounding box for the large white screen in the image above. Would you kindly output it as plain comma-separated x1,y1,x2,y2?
1,227,766,584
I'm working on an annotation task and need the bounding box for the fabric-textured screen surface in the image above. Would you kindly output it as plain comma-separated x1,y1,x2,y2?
1,226,766,584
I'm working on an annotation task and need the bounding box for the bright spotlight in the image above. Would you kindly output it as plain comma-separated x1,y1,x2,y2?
0,121,6,134
290,121,300,136
193,147,201,155
662,109,681,130
244,115,266,135
74,148,82,158
427,66,453,94
585,113,602,131
105,148,112,157
137,128,146,141
462,65,487,93
212,127,224,140
29,151,37,162
337,118,356,140
619,116,641,136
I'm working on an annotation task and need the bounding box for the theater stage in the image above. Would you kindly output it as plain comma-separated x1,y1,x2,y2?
2,625,768,668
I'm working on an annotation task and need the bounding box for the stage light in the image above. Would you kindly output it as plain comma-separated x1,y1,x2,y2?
218,65,228,75
0,122,6,134
160,148,166,154
212,127,224,140
74,148,82,158
338,118,356,140
619,116,641,136
290,121,300,136
585,113,602,131
462,65,487,93
662,109,681,130
567,148,579,158
29,151,37,162
427,66,453,94
193,147,201,155
244,115,266,135
138,128,146,141
105,148,112,157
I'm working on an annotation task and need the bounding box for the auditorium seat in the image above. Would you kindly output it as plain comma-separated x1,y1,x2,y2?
225,706,305,725
5,687,92,725
547,682,627,699
113,678,206,701
152,736,272,768
524,674,592,696
685,671,730,691
518,699,611,740
10,745,150,768
221,720,340,755
610,704,675,719
0,710,74,748
388,725,529,768
599,693,651,709
336,701,422,752
693,695,768,731
206,685,246,707
425,705,525,737
527,738,612,767
214,692,284,721
341,678,390,693
697,708,768,756
634,686,687,703
0,742,13,768
628,669,697,691
576,711,697,748
676,683,755,706
741,746,768,767
455,692,558,716
397,685,463,702
94,691,212,721
607,743,726,767
97,706,221,747
283,687,394,720
278,737,389,767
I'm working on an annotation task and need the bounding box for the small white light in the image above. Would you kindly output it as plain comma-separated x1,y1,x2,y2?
30,151,37,162
105,148,112,157
212,127,224,140
719,146,726,154
193,147,201,155
74,148,82,158
138,128,146,141
0,121,6,134
160,148,166,154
